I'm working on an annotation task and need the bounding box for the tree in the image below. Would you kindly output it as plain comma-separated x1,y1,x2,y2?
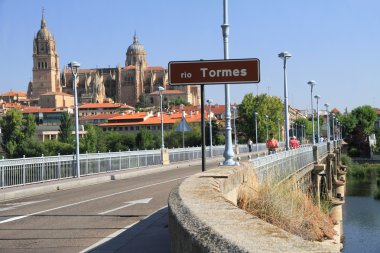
0,109,24,158
136,128,158,150
81,124,107,153
237,94,284,143
346,106,376,157
168,97,190,107
23,113,36,139
58,112,74,144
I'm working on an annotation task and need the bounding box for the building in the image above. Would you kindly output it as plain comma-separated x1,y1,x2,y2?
25,12,200,108
0,91,28,104
28,12,61,100
78,103,134,117
61,34,200,107
39,92,74,108
22,107,86,141
99,110,209,133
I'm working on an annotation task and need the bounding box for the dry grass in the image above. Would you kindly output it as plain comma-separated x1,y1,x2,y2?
237,178,335,242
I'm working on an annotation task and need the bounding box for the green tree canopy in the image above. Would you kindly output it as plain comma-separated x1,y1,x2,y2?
237,94,284,143
58,112,74,144
0,108,24,157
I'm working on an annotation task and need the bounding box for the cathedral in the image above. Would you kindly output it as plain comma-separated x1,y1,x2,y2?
28,13,200,107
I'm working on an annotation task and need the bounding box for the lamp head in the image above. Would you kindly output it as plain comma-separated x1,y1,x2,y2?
158,86,165,92
68,61,80,75
324,103,330,108
307,80,317,87
314,95,321,100
206,99,213,104
278,51,292,59
254,112,258,116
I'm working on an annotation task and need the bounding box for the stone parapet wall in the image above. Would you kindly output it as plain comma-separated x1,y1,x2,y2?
168,161,340,253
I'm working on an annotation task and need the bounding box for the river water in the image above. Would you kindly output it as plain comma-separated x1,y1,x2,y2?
342,171,380,253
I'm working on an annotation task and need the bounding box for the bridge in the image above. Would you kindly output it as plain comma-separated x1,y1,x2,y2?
169,140,345,253
0,141,345,252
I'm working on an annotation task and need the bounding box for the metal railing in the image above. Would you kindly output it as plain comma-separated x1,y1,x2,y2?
252,143,328,184
0,141,334,189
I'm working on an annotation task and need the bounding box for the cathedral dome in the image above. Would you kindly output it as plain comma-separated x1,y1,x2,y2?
127,34,146,55
36,16,52,40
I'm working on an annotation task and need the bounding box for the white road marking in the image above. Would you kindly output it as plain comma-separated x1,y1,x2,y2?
99,198,152,215
0,177,186,224
0,199,50,212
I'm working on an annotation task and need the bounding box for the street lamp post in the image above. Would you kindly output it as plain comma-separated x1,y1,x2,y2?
68,61,80,178
221,0,237,165
324,103,330,142
255,112,259,154
265,115,269,140
207,99,213,157
314,95,321,142
277,118,281,142
233,106,238,147
295,123,298,139
332,113,336,141
307,80,317,145
278,51,291,150
158,86,165,149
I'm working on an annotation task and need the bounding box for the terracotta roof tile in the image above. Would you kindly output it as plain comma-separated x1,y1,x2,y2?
79,103,126,109
22,107,56,113
0,91,27,97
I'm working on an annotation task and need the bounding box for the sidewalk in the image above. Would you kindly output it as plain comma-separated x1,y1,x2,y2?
83,206,170,253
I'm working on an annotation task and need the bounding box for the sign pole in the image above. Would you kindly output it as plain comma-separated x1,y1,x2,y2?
201,84,206,172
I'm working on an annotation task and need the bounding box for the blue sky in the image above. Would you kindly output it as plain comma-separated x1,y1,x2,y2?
0,0,379,112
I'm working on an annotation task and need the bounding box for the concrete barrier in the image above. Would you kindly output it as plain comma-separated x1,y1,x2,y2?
168,161,340,253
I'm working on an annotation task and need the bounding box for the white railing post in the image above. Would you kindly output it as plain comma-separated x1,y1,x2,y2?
98,151,101,173
86,151,89,175
23,155,26,185
41,154,45,182
58,153,61,180
108,150,111,172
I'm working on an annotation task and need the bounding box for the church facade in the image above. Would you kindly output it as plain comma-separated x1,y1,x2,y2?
29,13,200,107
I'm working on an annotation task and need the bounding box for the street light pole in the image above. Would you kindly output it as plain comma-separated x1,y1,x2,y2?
277,118,280,142
158,86,165,149
278,51,291,150
221,0,237,165
265,115,268,140
314,95,321,142
233,106,237,147
332,113,336,141
207,99,213,157
295,123,298,139
255,112,258,154
324,103,330,142
307,80,317,145
68,61,80,178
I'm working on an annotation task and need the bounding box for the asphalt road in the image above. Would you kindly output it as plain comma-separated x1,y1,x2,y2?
0,161,216,253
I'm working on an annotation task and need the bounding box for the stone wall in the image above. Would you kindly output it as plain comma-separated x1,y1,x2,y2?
168,161,340,253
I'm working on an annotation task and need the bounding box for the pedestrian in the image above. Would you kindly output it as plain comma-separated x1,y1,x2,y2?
319,136,324,143
266,133,279,154
290,136,300,149
247,138,253,152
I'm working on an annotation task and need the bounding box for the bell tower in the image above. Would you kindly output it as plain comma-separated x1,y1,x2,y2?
30,10,61,99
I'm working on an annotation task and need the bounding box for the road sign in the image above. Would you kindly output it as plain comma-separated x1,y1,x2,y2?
176,118,191,132
168,58,260,85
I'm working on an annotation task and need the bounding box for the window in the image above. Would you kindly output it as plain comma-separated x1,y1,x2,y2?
38,62,40,69
150,97,154,104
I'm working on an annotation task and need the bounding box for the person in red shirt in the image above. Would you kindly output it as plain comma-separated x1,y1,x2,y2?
290,136,300,149
266,133,279,154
